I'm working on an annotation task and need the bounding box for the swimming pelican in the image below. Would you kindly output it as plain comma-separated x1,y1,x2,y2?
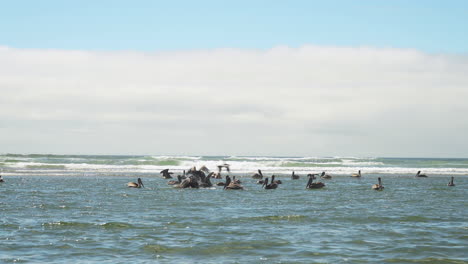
320,171,332,179
168,175,182,185
209,171,222,179
127,178,144,188
0,175,4,183
262,177,278,189
232,176,242,184
372,177,384,190
252,169,263,179
224,175,243,190
448,177,455,186
306,176,325,189
351,170,361,177
271,175,282,184
175,176,199,188
416,171,427,177
291,171,299,180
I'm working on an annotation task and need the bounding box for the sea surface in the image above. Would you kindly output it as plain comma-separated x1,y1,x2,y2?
1,154,467,263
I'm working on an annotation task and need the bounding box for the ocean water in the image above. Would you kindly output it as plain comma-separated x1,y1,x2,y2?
1,154,467,263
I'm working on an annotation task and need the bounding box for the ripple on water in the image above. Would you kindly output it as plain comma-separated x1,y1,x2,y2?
41,221,136,230
231,215,308,223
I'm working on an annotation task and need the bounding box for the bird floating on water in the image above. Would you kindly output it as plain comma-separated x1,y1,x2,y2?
447,177,455,186
372,177,384,191
416,171,427,177
127,178,144,188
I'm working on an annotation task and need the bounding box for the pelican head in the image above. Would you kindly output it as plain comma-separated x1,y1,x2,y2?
224,175,231,190
137,178,144,188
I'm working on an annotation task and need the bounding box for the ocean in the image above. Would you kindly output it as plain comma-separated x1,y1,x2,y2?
1,154,467,263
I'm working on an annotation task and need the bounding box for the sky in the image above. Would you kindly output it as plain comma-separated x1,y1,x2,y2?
1,0,468,157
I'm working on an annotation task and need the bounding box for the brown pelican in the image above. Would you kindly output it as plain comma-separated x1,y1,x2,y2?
271,175,282,184
174,176,199,188
160,169,173,179
0,176,4,183
224,175,243,190
127,178,144,188
199,165,210,174
168,175,182,185
232,176,242,184
372,177,384,190
416,171,427,177
262,177,278,189
291,171,299,180
320,171,332,179
252,169,263,179
199,172,213,188
351,170,361,177
209,171,222,179
448,177,455,186
306,176,325,189
217,163,230,173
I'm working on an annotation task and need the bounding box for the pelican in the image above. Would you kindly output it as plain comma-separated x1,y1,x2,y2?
351,170,362,177
168,175,182,185
217,163,230,173
448,177,455,186
0,176,4,183
199,165,210,174
291,171,299,180
127,178,144,188
175,170,187,180
262,177,278,189
306,176,325,189
232,176,242,184
175,176,199,189
320,171,332,179
372,177,384,190
271,175,282,184
224,175,243,190
252,169,263,179
160,169,173,179
416,171,427,177
209,171,222,179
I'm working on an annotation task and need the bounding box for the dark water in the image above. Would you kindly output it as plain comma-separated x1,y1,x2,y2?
1,174,467,263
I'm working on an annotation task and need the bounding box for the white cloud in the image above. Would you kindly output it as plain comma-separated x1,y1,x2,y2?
0,45,467,157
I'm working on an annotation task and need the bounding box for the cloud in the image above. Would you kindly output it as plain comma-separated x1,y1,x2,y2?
0,45,467,157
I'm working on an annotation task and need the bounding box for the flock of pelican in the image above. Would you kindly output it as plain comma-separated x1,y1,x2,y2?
124,165,457,190
0,167,456,189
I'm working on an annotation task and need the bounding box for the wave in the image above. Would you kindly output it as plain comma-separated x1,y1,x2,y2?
2,154,468,176
42,221,135,230
25,164,67,170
